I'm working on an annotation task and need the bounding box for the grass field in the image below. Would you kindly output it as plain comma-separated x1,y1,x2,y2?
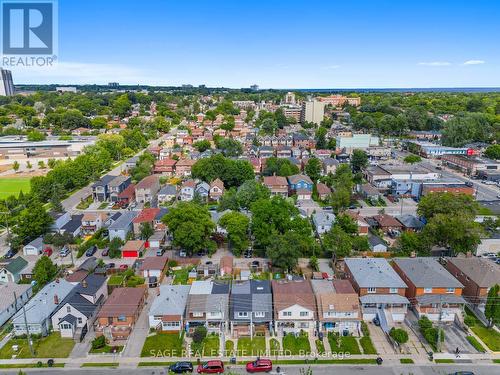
0,177,31,199
0,333,74,359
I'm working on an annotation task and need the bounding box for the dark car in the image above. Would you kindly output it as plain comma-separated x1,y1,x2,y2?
169,361,193,373
4,249,16,259
246,359,272,373
86,245,97,257
373,317,380,326
197,360,224,374
105,262,115,270
101,248,109,257
448,372,475,375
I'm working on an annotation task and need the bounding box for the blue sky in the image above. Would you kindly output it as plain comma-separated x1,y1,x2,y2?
10,0,500,88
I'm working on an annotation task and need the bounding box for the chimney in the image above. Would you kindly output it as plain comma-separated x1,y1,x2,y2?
82,280,88,288
53,294,59,305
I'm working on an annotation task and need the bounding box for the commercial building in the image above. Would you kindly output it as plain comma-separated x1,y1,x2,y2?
407,141,470,158
336,134,380,153
316,95,361,107
0,69,14,96
441,155,500,176
301,100,325,125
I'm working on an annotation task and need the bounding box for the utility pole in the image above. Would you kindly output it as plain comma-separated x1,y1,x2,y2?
21,301,34,356
437,295,443,352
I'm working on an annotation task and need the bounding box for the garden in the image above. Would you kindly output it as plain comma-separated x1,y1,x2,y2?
282,332,311,355
0,332,75,359
140,332,184,357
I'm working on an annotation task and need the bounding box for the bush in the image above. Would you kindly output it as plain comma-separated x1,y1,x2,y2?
464,314,475,327
361,321,370,336
91,335,106,350
389,328,409,344
418,316,433,331
192,326,207,344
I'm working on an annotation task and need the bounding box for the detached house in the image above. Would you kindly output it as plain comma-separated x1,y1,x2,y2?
344,258,409,330
51,275,107,339
180,180,196,201
272,279,317,336
0,283,33,327
135,175,160,204
175,159,196,177
108,175,131,202
393,258,465,322
312,211,336,234
95,287,147,340
311,279,361,336
263,175,288,197
287,174,313,194
229,280,273,338
81,212,107,235
158,184,177,203
209,178,225,201
0,257,28,283
108,211,138,242
92,174,116,202
195,181,210,201
148,285,190,332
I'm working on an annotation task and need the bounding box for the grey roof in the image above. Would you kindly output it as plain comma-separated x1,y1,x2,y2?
0,283,32,311
360,294,409,304
415,294,466,305
393,258,463,288
368,234,387,248
25,236,44,250
312,211,336,228
159,184,177,195
230,280,272,322
74,274,106,296
92,174,116,188
288,174,313,185
446,257,500,288
344,258,407,288
310,279,335,295
61,214,83,233
149,285,190,316
13,279,75,325
58,314,77,325
396,214,425,230
108,211,138,230
323,157,339,166
108,175,129,187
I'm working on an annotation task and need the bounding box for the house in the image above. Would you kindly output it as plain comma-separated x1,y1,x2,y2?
396,214,425,232
60,214,83,237
230,280,273,338
148,230,167,250
95,287,147,340
180,180,196,201
81,212,107,235
296,189,312,201
117,183,136,206
185,280,230,334
311,279,361,336
0,257,28,283
444,257,500,309
51,275,107,339
23,236,44,256
209,178,225,201
0,283,33,327
344,258,409,330
368,234,388,252
108,175,131,202
359,184,381,202
345,211,370,235
50,211,71,232
125,156,139,171
175,159,196,177
371,214,403,234
287,174,313,194
135,175,160,204
148,285,190,332
316,183,331,200
220,255,233,277
133,208,161,235
312,211,336,234
122,240,145,258
392,258,465,322
158,184,177,203
322,158,339,175
262,175,288,197
195,181,210,201
272,279,317,336
12,279,75,336
92,174,116,202
153,158,177,175
108,211,138,242
139,256,168,279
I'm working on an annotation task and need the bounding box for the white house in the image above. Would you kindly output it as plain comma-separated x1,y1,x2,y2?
312,211,336,234
23,236,44,256
148,285,190,332
0,283,33,327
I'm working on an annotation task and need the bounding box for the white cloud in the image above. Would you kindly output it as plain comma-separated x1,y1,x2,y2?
418,61,451,66
322,64,340,70
463,60,485,65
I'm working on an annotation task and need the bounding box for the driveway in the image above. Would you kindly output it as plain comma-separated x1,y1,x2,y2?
317,258,333,274
442,324,478,354
121,290,155,357
366,321,396,355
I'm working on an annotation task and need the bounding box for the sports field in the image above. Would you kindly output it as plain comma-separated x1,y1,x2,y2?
0,177,31,199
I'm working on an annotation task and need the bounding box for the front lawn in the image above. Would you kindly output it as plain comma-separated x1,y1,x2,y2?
465,307,500,351
203,335,220,357
360,336,377,354
141,333,184,357
237,337,266,356
315,339,325,354
328,334,361,354
269,338,280,355
0,333,75,359
89,345,123,354
466,336,486,353
282,333,311,355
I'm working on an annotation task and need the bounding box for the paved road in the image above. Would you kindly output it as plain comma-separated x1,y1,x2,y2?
2,364,498,375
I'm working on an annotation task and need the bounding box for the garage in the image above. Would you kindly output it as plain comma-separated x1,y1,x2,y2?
121,240,145,258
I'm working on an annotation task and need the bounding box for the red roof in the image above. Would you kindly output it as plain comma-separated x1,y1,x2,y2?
133,208,161,223
155,159,177,167
316,183,331,195
118,183,136,199
263,175,287,187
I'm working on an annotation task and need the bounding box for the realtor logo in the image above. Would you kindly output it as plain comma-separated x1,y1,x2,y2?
1,0,56,55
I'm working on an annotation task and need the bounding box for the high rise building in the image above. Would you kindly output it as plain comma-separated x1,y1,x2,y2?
0,69,14,96
284,92,296,104
301,100,325,125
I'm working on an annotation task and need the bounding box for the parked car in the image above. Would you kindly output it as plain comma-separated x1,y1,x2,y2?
85,245,97,257
4,248,16,259
43,247,53,257
148,276,158,288
197,360,224,374
246,359,272,373
179,250,187,257
156,248,166,256
119,264,129,271
105,263,115,270
481,252,497,259
101,248,109,257
373,317,380,326
169,361,193,374
59,247,70,257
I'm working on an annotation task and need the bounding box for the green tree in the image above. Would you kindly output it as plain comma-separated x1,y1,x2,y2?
108,237,123,258
112,94,132,117
163,202,216,255
140,222,154,240
262,157,299,177
236,180,270,210
305,157,322,183
389,328,409,344
417,192,479,219
27,130,46,141
219,211,250,256
404,154,422,164
309,255,319,271
329,187,351,213
267,231,305,272
323,226,352,259
33,256,58,286
12,161,19,172
192,154,254,188
14,204,53,244
485,284,499,327
193,139,211,152
215,138,243,157
484,144,500,160
350,150,368,172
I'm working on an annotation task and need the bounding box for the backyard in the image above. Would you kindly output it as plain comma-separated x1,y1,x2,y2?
0,177,31,199
141,332,184,357
0,332,75,359
282,333,311,355
236,337,266,356
172,267,192,285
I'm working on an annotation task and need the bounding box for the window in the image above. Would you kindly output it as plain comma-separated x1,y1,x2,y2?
117,315,126,322
153,315,163,321
237,312,248,318
367,287,376,294
300,311,309,317
77,318,82,324
424,288,433,294
66,306,71,313
254,312,265,318
283,311,292,317
446,288,455,294
389,288,398,294
192,312,203,317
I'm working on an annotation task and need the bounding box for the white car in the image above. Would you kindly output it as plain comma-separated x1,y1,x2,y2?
481,252,497,259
